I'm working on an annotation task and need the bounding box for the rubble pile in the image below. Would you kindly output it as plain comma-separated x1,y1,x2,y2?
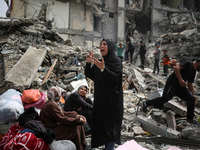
0,14,200,150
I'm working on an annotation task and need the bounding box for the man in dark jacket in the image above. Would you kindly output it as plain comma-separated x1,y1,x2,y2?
139,40,146,69
142,59,200,125
126,33,135,64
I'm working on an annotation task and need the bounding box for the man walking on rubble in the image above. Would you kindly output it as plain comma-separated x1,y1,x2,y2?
139,40,146,69
126,33,135,64
142,58,200,125
153,43,161,74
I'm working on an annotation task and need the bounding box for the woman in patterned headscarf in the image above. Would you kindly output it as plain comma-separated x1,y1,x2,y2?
40,86,86,150
85,39,123,150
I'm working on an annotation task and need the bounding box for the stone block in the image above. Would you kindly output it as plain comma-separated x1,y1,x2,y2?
136,115,180,138
166,110,176,130
164,100,187,117
5,47,47,92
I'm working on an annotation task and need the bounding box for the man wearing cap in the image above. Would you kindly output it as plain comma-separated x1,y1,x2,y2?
153,43,161,74
142,59,200,125
116,42,126,62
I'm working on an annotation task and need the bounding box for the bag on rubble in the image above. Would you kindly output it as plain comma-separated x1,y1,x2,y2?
21,89,41,103
23,92,46,110
49,140,76,150
0,89,24,124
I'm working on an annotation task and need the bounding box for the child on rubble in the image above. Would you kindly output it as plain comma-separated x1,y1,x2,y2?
161,49,170,76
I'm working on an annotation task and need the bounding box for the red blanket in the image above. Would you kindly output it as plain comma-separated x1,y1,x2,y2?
0,124,50,150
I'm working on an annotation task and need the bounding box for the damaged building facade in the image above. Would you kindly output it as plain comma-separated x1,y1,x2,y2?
6,0,200,47
8,0,125,47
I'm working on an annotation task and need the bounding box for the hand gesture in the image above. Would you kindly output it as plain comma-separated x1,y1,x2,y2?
86,50,93,63
78,115,87,125
91,57,105,70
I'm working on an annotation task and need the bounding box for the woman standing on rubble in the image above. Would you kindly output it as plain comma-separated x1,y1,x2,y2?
85,39,123,150
39,86,86,150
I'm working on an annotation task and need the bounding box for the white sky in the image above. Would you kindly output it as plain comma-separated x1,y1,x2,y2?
0,0,9,17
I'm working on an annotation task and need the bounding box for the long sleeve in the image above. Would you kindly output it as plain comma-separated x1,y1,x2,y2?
85,63,96,81
70,93,93,109
101,67,121,85
41,102,80,126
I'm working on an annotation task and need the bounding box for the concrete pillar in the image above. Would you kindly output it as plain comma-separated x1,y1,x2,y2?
117,0,125,43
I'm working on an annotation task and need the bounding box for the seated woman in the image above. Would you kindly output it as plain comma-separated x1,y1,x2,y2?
39,86,86,150
64,85,93,129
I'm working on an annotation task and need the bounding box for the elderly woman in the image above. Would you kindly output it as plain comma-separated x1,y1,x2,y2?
39,86,86,150
85,39,123,150
64,85,93,129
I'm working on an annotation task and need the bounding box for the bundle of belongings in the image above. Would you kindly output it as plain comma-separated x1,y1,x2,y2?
0,107,55,149
0,89,77,150
0,89,45,125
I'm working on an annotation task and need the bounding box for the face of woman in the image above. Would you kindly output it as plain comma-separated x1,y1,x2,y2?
100,41,108,56
79,87,87,96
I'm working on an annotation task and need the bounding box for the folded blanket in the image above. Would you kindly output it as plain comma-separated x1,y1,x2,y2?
0,124,50,150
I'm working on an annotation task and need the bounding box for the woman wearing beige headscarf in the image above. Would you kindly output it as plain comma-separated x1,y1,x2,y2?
40,86,86,150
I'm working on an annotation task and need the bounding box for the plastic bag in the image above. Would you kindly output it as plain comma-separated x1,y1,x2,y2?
0,89,24,124
23,92,46,110
49,140,76,150
21,89,41,103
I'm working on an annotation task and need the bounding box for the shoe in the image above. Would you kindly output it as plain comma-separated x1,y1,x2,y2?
186,119,200,126
141,101,147,113
152,71,155,74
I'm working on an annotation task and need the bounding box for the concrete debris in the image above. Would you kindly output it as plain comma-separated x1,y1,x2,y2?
5,46,47,92
181,127,200,141
0,0,200,149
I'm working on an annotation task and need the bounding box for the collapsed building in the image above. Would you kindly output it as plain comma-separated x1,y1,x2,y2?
0,0,200,149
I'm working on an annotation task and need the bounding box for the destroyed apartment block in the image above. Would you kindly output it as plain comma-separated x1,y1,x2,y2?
0,0,200,149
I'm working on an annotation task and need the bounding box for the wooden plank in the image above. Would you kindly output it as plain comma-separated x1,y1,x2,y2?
42,59,58,84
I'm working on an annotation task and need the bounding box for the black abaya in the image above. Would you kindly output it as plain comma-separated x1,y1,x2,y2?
85,39,123,148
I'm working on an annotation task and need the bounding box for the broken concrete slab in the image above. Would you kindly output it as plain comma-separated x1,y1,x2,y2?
136,115,180,138
5,46,47,92
133,68,146,89
166,110,176,130
164,100,187,117
181,127,200,141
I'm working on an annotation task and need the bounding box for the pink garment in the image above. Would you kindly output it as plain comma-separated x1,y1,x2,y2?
168,146,184,150
23,92,45,110
116,140,149,150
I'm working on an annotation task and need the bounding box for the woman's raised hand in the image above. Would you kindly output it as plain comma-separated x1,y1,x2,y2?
86,50,93,63
91,57,105,70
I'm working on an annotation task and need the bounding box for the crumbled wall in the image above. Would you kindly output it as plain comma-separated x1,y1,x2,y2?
102,12,118,43
53,1,69,29
151,9,167,38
